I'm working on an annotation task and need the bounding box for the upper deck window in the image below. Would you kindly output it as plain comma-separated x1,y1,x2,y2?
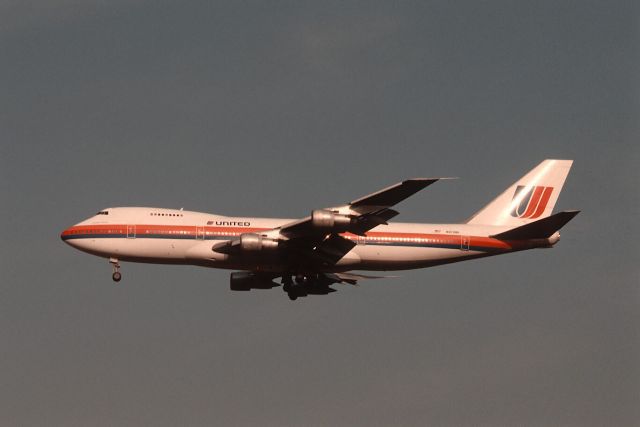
96,211,109,215
150,212,183,217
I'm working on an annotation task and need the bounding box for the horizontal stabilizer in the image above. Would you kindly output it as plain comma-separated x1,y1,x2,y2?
491,210,580,240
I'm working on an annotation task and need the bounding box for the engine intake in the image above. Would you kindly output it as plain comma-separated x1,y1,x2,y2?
311,210,352,231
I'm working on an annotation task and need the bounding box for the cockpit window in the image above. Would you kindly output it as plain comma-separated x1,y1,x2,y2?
96,211,109,215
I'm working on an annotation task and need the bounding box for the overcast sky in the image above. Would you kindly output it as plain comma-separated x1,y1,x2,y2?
1,1,638,426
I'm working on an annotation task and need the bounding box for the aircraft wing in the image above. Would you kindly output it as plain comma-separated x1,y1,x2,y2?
349,178,440,212
279,178,440,239
272,178,441,265
214,178,442,266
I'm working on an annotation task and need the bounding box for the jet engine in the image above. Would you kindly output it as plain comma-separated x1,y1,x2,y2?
230,271,279,291
211,233,279,254
239,233,279,251
311,209,352,231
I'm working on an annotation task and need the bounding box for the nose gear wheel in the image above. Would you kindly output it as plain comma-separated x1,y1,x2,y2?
110,258,121,282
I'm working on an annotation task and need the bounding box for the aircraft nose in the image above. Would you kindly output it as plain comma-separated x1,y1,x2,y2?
60,225,77,246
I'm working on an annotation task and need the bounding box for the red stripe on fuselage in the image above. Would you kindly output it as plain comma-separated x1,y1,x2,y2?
61,224,269,237
61,224,526,251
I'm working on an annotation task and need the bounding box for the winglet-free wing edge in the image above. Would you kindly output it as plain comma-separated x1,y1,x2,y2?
349,178,441,210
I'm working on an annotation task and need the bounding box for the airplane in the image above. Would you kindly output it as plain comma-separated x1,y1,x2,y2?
61,159,578,300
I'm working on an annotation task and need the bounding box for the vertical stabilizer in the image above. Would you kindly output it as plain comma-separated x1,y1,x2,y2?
467,159,573,226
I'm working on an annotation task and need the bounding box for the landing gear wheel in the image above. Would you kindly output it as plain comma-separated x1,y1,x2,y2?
282,275,293,292
287,292,297,301
109,258,121,283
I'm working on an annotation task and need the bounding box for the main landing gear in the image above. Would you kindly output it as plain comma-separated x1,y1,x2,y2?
110,258,122,282
282,273,336,300
282,274,310,300
282,275,296,300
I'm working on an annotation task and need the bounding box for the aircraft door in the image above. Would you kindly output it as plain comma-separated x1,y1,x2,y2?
196,226,205,240
127,225,136,239
461,235,470,251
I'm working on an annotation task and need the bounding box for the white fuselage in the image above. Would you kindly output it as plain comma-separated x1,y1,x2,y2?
61,207,555,274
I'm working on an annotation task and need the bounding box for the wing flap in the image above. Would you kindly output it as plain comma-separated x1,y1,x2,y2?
314,234,357,264
326,272,399,285
349,208,399,235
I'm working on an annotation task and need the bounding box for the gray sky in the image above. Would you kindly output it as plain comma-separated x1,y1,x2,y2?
1,1,638,426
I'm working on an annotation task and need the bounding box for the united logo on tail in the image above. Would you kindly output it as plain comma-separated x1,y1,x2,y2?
510,185,554,219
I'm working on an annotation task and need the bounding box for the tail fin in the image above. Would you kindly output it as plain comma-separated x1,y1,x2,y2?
467,159,573,226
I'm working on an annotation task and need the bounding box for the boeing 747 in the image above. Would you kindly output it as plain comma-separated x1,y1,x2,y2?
61,160,578,300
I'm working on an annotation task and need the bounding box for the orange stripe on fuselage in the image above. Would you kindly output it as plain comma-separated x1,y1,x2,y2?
61,224,270,236
61,224,525,251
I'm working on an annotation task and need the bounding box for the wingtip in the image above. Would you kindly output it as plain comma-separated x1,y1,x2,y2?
543,159,574,167
406,177,458,181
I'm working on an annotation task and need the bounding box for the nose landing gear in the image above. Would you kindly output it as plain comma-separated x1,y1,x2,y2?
110,258,122,282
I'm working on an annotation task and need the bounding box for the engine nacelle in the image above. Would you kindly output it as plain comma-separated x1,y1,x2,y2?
239,233,279,252
311,210,352,230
